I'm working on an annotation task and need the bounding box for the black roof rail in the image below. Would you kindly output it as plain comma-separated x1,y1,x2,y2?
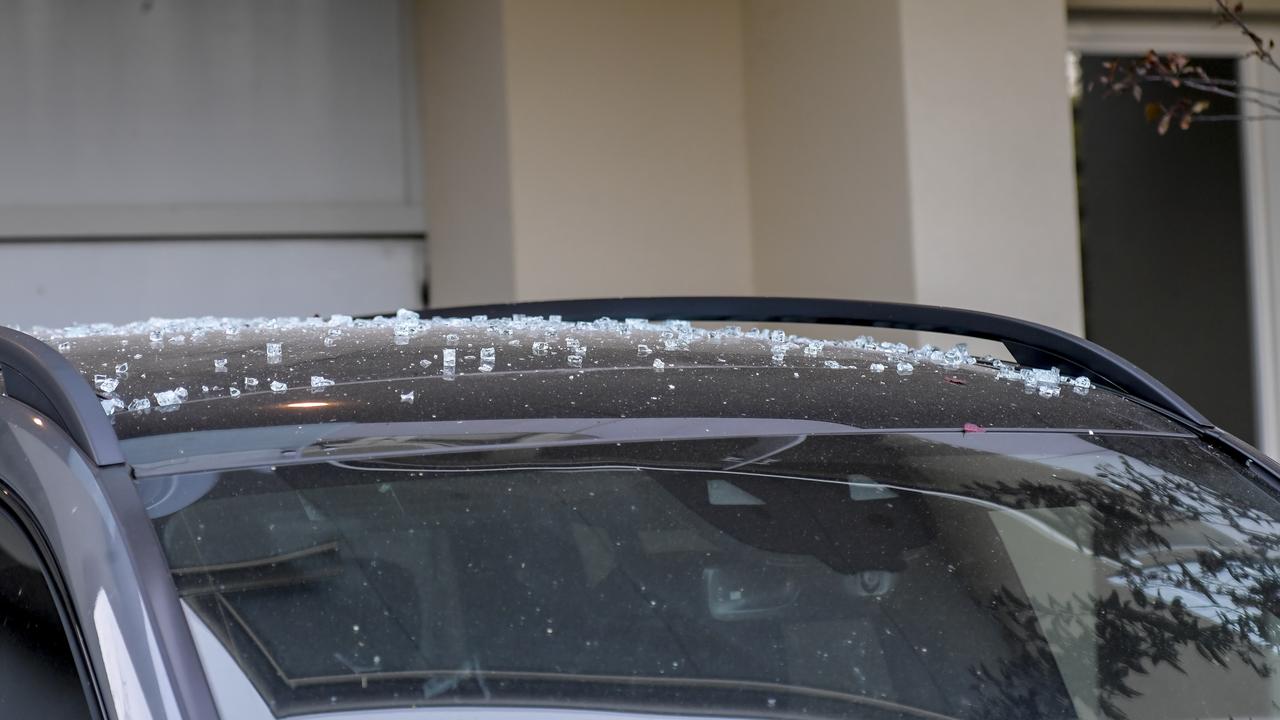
429,296,1212,428
0,327,125,467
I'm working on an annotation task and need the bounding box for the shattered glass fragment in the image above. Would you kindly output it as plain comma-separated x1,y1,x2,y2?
870,363,886,373
636,344,652,356
310,376,335,388
127,398,151,412
804,343,821,357
245,377,259,389
101,397,125,416
445,334,459,346
270,380,287,393
154,390,182,407
57,341,71,352
213,358,228,372
824,360,841,369
115,362,129,375
652,358,666,371
442,348,456,369
419,359,432,369
896,362,914,376
229,387,241,398
400,390,415,403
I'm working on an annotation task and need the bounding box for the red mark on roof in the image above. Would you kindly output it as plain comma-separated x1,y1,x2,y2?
963,422,985,433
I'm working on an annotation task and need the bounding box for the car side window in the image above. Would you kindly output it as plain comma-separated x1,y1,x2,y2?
0,504,94,719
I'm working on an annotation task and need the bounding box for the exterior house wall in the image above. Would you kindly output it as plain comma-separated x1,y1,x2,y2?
743,0,917,304
899,0,1084,334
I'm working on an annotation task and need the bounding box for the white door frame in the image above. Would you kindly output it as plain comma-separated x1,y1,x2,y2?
1068,17,1280,456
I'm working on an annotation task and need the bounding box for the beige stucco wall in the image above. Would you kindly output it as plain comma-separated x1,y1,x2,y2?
502,0,754,300
419,0,1085,334
899,0,1084,334
744,0,916,303
420,0,755,305
418,0,517,305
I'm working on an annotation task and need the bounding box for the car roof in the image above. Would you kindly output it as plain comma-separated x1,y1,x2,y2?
19,312,1185,459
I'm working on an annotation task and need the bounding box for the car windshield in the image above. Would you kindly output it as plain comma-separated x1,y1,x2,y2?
138,429,1280,720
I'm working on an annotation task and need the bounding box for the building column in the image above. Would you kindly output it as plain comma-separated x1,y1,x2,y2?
418,0,755,307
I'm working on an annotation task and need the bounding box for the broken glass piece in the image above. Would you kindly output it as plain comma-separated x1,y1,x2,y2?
636,344,652,356
442,348,456,369
1038,384,1061,398
270,380,287,393
127,398,151,412
154,390,182,407
896,362,914,375
400,390,415,403
870,363,886,373
419,359,432,369
445,334,459,346
115,362,129,375
169,335,186,345
480,347,495,362
567,354,583,368
769,330,786,343
229,387,241,398
93,375,119,393
323,336,337,347
532,342,549,356
148,330,163,343
101,397,125,416
310,376,335,388
244,377,259,388
395,308,420,322
824,360,841,369
804,343,821,357
213,358,228,372
266,343,283,363
652,358,666,371
57,341,71,352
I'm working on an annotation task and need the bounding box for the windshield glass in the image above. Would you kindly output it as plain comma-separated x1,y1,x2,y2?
139,431,1280,720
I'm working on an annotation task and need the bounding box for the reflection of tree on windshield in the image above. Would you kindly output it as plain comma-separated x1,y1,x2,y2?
962,458,1280,720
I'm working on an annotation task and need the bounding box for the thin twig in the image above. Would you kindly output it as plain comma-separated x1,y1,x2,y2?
1215,0,1280,76
1193,113,1280,121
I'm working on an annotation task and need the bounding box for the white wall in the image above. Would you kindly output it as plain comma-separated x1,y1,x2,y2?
899,0,1084,334
744,0,916,302
419,0,755,306
418,0,517,305
742,0,1083,333
503,0,754,300
0,240,424,327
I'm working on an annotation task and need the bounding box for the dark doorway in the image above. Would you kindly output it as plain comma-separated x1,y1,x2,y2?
1076,55,1256,443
